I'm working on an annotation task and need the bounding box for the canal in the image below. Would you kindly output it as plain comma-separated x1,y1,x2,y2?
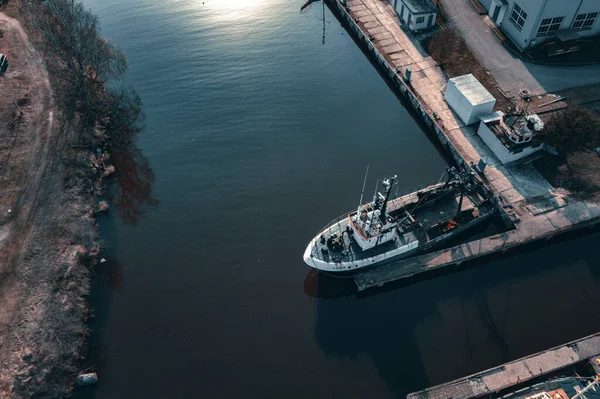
78,0,600,397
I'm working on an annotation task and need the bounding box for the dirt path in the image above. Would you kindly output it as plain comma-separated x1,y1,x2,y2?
0,11,97,398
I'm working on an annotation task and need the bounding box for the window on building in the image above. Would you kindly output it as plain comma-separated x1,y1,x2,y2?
572,12,598,31
416,16,424,23
537,16,564,36
509,4,527,31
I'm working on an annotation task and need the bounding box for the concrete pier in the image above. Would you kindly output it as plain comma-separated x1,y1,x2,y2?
406,332,600,399
321,0,600,291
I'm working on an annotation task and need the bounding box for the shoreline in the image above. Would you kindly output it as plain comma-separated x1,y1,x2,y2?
0,1,137,396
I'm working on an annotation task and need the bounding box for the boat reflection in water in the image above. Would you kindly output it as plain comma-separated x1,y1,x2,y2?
303,269,356,299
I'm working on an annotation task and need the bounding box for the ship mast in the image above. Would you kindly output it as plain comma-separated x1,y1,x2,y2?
365,179,379,236
379,175,397,223
300,0,326,45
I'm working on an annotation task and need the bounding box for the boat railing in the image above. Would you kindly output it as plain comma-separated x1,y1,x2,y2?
309,179,450,254
390,179,447,201
311,212,353,250
312,180,445,231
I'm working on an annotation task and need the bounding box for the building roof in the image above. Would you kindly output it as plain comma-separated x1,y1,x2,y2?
479,111,503,124
449,74,495,106
401,0,437,14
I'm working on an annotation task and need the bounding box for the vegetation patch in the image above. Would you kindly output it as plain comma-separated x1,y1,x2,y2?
22,0,157,223
422,28,513,112
535,105,600,198
0,0,156,397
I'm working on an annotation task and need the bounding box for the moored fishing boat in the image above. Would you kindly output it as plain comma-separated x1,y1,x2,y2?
303,166,498,273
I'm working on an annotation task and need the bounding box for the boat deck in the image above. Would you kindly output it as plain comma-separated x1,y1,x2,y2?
501,378,600,399
408,192,475,227
406,333,600,399
312,187,483,264
312,221,403,263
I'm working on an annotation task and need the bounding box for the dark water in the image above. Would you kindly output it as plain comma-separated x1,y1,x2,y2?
78,0,600,398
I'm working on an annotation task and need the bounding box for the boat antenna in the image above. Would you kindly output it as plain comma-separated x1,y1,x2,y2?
358,164,369,207
372,179,379,204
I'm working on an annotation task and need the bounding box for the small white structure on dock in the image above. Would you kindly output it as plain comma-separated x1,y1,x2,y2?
392,0,437,32
477,111,544,164
444,74,496,125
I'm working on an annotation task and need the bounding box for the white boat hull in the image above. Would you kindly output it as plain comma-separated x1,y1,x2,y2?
303,207,494,273
302,217,419,273
303,237,418,272
303,170,496,273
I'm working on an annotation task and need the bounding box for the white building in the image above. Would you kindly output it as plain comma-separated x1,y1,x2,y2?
444,74,496,125
477,111,544,164
477,0,600,50
392,0,437,32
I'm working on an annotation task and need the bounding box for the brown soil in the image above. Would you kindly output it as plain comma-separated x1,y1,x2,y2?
0,6,97,398
422,28,514,113
534,151,600,200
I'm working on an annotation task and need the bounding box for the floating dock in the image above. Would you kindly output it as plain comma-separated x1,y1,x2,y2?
406,332,600,399
320,0,600,291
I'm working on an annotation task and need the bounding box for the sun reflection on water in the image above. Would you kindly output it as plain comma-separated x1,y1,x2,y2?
204,0,268,15
214,0,264,9
171,0,275,39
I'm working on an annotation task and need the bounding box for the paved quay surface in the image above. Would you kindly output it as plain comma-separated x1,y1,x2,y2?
333,0,600,291
346,0,449,118
406,333,600,399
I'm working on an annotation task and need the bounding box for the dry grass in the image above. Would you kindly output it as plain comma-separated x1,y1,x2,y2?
534,150,600,199
423,28,513,112
0,7,98,398
563,151,600,195
0,3,155,392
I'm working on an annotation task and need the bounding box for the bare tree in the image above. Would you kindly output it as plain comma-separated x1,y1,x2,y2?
103,87,158,225
23,0,157,222
427,28,462,71
543,105,600,155
23,0,127,110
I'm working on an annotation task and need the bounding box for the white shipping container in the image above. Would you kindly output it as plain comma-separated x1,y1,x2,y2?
444,74,496,125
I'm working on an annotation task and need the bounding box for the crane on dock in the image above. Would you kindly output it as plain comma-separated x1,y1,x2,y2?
300,0,326,45
300,0,319,11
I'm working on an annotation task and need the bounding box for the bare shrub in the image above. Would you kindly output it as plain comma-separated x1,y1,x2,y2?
103,87,158,225
22,0,127,121
427,29,463,70
543,105,600,155
22,0,158,222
